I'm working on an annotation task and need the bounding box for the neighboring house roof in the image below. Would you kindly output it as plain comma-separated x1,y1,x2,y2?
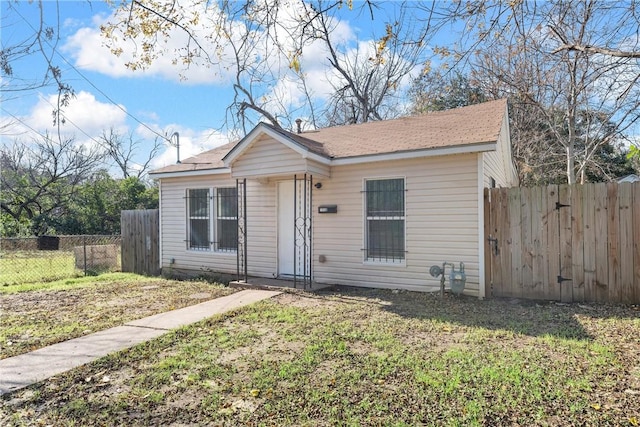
150,98,508,176
618,174,640,183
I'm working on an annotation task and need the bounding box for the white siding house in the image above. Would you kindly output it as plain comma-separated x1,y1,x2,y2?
150,99,518,297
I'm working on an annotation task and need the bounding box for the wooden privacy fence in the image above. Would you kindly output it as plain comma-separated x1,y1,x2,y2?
121,209,160,276
484,182,640,304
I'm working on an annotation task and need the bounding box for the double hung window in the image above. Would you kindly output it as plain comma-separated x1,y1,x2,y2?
187,187,237,252
365,178,405,262
215,187,238,252
188,189,210,250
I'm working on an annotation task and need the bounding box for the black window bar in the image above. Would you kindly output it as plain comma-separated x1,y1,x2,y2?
293,174,312,289
364,178,406,262
236,179,247,282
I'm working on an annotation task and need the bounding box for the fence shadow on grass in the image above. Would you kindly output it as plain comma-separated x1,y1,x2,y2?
316,286,640,341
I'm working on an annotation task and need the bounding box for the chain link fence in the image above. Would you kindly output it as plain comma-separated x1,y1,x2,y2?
0,235,121,286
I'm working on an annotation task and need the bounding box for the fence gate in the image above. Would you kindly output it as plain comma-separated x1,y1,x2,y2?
484,183,640,304
121,209,160,276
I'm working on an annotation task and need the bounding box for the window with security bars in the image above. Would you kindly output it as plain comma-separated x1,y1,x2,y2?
215,187,238,251
365,178,405,262
188,188,211,250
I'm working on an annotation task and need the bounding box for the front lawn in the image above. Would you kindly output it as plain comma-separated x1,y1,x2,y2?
0,273,236,359
2,288,638,426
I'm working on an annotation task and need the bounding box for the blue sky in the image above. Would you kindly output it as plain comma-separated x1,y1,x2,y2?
2,1,442,170
2,1,243,168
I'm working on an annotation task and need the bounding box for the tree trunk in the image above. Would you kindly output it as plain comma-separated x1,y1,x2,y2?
566,144,575,184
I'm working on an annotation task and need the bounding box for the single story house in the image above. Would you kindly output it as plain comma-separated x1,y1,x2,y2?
618,174,639,183
149,99,518,298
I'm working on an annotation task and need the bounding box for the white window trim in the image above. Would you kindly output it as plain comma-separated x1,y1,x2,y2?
362,176,407,266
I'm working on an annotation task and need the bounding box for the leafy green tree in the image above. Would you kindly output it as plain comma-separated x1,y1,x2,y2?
409,70,486,114
628,144,640,174
50,171,158,235
1,137,158,237
0,135,102,236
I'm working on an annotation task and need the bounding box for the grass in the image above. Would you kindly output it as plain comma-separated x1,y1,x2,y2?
1,272,134,294
0,273,236,359
0,251,81,286
1,288,638,426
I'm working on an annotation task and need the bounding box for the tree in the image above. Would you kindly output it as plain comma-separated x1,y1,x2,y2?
421,0,640,184
51,171,158,235
100,0,430,131
1,0,74,127
628,144,640,172
409,70,486,114
0,134,103,236
313,6,427,125
98,128,164,179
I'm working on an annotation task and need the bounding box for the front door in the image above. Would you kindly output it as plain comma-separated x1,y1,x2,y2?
277,180,295,276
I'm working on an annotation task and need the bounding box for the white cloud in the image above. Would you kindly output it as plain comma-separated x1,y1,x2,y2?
63,3,237,84
62,0,361,92
2,88,229,174
2,90,129,149
28,90,128,139
1,90,131,172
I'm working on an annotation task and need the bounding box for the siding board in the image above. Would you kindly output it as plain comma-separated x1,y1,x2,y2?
159,175,277,278
313,154,481,294
231,136,330,178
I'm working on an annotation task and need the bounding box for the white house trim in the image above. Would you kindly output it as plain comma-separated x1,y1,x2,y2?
477,154,486,300
158,179,163,271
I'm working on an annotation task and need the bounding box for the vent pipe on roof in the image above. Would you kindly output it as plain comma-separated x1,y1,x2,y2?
295,118,302,134
171,132,181,164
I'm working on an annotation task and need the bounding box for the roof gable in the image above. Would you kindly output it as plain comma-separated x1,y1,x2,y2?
223,123,331,167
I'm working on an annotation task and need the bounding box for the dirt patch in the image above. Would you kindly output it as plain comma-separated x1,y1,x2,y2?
188,292,213,300
273,292,327,309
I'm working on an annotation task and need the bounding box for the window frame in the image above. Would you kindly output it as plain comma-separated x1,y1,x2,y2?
186,188,212,251
214,187,238,252
362,176,406,265
186,186,238,253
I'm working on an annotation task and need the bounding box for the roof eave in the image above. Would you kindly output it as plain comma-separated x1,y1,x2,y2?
330,141,497,166
149,167,231,179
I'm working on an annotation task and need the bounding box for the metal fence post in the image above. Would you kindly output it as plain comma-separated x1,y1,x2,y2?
83,235,87,276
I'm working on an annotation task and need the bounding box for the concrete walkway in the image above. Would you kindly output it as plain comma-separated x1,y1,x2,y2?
0,289,281,395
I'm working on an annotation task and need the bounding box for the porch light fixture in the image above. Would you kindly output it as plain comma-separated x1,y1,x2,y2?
314,182,322,189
